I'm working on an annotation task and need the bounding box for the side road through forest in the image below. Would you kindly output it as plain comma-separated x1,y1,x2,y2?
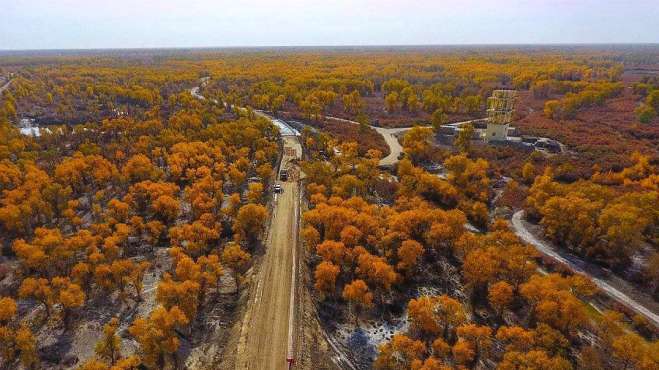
512,210,659,327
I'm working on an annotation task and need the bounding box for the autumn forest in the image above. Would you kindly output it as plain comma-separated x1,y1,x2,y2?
0,45,657,370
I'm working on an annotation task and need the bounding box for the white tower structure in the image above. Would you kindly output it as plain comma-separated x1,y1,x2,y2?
486,90,517,142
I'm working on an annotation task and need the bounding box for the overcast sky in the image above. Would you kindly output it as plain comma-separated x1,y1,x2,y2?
1,0,658,50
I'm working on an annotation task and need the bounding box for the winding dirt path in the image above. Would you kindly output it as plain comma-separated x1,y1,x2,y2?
511,210,659,327
326,116,484,167
326,116,425,167
372,126,413,167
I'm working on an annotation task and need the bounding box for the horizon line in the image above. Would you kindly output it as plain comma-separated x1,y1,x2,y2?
1,42,659,53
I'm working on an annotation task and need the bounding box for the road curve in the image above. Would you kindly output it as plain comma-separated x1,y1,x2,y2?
326,116,485,167
255,110,300,137
511,210,659,327
326,116,425,167
372,126,413,167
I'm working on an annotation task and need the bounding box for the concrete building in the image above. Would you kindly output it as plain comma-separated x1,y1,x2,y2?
485,122,509,141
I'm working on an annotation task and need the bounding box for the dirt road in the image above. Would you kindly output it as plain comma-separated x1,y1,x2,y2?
189,81,305,369
0,79,12,94
372,126,412,167
326,116,421,167
512,210,659,327
236,135,301,370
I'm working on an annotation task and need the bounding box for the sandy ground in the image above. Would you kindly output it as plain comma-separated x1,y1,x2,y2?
235,136,301,370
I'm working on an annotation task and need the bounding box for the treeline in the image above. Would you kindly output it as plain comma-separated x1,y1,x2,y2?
634,77,659,123
6,63,199,124
543,82,624,120
5,50,627,129
193,50,624,126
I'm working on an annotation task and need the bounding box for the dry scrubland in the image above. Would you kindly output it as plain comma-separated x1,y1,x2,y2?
0,46,657,369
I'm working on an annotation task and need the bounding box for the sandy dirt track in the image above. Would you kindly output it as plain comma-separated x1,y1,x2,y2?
326,116,425,167
0,79,12,94
372,126,412,167
236,136,301,370
512,210,659,327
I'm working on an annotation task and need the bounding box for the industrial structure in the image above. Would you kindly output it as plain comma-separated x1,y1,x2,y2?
485,89,518,142
435,89,563,154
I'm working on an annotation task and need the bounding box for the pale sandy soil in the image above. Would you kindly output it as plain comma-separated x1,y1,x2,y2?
235,136,301,370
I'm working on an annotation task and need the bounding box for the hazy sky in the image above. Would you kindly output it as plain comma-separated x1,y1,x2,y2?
1,0,658,50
